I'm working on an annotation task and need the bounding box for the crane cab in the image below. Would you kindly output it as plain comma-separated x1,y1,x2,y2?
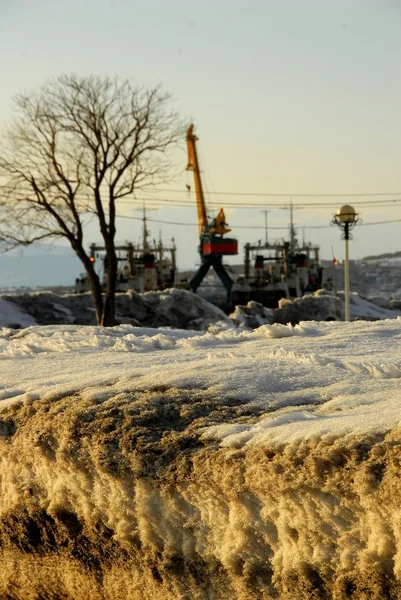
201,236,238,256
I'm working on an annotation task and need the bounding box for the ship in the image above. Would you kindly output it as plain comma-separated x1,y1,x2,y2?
232,206,326,308
75,209,177,294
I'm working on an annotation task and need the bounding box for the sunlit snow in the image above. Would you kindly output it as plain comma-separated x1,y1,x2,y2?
1,317,401,598
2,319,401,441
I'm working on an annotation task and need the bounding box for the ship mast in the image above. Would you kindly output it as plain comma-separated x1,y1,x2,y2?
289,198,296,251
141,204,152,253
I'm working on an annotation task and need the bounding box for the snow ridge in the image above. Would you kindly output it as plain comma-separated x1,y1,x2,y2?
0,320,401,597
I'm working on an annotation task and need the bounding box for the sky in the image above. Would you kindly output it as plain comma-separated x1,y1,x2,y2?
0,0,400,282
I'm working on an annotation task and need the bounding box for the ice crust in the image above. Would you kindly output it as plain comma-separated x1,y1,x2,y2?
1,319,401,598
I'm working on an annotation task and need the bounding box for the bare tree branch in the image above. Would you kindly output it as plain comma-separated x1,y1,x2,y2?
0,74,183,325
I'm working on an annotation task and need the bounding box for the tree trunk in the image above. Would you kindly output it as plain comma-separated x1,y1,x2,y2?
74,245,104,325
87,270,104,326
101,247,118,326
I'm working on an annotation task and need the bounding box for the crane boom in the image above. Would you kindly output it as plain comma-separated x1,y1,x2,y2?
186,124,208,237
185,123,238,307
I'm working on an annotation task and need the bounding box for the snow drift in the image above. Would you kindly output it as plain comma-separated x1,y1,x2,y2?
0,288,230,330
1,320,401,598
1,287,400,331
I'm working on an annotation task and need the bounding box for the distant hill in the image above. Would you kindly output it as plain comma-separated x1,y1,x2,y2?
0,245,81,290
361,251,401,263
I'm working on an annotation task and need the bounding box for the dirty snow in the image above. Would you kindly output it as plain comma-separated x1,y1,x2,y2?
1,315,401,597
2,319,401,442
0,297,37,328
2,287,400,332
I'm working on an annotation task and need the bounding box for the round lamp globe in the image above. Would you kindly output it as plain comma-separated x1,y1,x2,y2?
337,204,357,223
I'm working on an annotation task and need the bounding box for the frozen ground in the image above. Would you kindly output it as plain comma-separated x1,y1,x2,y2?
1,319,401,598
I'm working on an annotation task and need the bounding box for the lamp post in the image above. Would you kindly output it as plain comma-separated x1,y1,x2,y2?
331,205,360,322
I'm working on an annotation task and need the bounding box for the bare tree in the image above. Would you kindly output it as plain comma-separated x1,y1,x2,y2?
0,75,183,325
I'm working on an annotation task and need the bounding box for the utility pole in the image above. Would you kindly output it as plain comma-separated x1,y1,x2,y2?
261,209,271,245
142,205,149,252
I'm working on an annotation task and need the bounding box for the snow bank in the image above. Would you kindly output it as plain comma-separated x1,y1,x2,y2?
1,320,401,598
0,297,37,328
231,291,401,330
1,288,231,330
229,300,275,329
3,288,400,334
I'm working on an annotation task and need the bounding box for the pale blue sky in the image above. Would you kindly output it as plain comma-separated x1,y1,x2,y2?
1,0,400,274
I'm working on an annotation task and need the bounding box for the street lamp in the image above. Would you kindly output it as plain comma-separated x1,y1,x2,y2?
331,205,360,322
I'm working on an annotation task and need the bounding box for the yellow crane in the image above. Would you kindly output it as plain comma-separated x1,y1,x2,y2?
186,123,238,305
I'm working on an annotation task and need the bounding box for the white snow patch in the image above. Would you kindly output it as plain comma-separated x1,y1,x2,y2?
0,298,37,328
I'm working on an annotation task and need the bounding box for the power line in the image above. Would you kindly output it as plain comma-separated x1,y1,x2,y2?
4,184,401,208
361,219,401,226
152,188,401,198
113,195,401,209
116,214,401,230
